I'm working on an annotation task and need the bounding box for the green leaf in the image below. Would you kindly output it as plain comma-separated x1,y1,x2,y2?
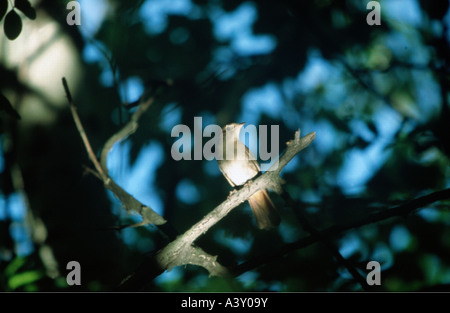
0,0,8,21
8,270,44,290
0,92,21,119
4,9,22,40
4,257,27,277
14,0,36,20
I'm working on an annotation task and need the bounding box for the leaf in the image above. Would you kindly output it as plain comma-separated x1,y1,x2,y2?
4,257,27,277
0,0,8,21
4,9,22,40
0,92,21,119
14,0,35,20
8,270,44,290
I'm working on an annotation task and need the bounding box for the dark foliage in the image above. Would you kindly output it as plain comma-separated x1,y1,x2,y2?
0,0,449,291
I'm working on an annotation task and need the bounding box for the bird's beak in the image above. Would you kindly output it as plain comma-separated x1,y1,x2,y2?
235,123,245,133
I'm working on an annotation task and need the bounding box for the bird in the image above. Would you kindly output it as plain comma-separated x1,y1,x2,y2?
217,122,280,230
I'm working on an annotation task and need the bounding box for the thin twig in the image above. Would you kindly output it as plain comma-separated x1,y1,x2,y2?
155,130,316,276
120,130,316,287
282,191,369,291
62,77,108,181
100,96,154,175
234,188,450,276
82,165,103,180
62,77,166,227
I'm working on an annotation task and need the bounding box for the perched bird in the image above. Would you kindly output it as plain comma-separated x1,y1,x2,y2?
217,123,280,230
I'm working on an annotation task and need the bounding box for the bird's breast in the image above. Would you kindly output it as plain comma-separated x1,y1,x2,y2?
218,158,259,186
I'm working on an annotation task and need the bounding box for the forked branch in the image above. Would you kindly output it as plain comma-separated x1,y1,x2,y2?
155,130,316,276
62,77,166,227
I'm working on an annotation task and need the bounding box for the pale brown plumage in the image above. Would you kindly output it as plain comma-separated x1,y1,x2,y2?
217,123,280,230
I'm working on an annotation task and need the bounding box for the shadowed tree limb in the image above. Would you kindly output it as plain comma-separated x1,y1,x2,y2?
62,77,167,227
65,77,317,284
281,191,370,291
233,188,450,278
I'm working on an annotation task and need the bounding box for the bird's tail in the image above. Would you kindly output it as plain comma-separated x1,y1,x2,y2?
248,189,280,230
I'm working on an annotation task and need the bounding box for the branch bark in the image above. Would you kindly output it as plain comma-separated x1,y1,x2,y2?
155,130,316,276
62,77,166,227
64,76,317,280
281,191,369,290
233,188,450,276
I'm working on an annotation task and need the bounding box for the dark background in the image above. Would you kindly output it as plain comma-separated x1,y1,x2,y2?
0,0,449,291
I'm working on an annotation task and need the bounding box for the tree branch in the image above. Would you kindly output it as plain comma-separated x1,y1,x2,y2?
62,77,108,182
281,191,369,290
233,188,450,276
155,130,316,276
62,77,166,227
65,78,316,281
99,95,154,176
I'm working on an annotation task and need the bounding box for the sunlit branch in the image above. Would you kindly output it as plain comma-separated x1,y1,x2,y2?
155,130,316,276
